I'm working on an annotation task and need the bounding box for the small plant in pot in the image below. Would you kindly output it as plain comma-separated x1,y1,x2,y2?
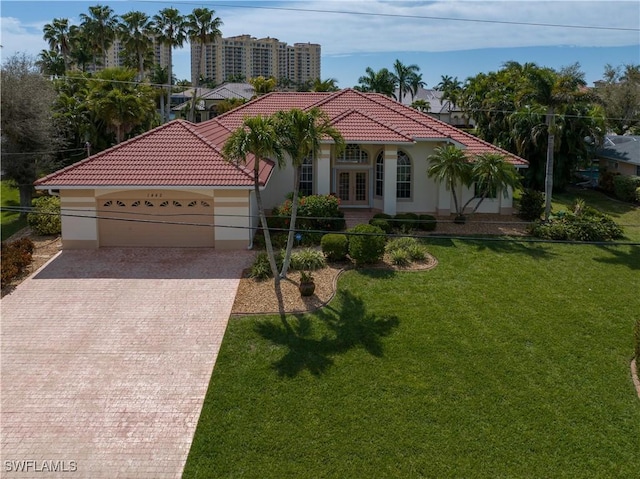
298,271,315,297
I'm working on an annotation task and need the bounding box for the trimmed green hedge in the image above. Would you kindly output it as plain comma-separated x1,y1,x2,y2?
27,196,61,235
347,224,386,265
321,233,348,262
613,175,640,203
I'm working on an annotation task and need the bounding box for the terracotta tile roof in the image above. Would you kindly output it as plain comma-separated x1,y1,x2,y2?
38,89,526,188
207,89,527,166
36,120,274,187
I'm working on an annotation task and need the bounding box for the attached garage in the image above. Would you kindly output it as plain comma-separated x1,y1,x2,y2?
97,192,215,248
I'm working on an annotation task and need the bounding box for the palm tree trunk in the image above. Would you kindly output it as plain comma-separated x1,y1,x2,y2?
190,44,203,122
166,51,172,123
254,169,280,285
450,179,461,216
544,108,555,220
280,166,300,278
18,184,33,218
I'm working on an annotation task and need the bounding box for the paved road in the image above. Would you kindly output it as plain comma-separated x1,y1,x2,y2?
1,248,253,478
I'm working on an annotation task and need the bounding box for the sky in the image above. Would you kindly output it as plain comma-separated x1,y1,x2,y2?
1,0,639,88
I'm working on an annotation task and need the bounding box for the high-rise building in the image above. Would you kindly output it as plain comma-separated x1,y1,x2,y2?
190,34,321,87
87,37,171,74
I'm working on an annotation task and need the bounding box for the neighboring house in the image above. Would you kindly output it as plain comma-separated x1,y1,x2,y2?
596,135,640,177
36,89,527,249
395,87,474,128
171,83,255,121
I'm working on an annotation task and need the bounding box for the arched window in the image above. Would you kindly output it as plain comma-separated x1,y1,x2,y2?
375,152,384,196
299,156,313,197
396,151,411,199
337,144,368,164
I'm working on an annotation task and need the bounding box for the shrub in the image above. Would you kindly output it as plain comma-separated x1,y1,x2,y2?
389,248,410,266
372,213,392,220
636,187,640,203
529,201,624,242
347,223,386,265
321,233,348,262
290,248,326,271
369,218,392,233
1,238,34,288
386,237,419,253
418,214,437,232
276,194,345,232
599,170,618,194
518,188,545,221
249,251,283,280
407,244,427,261
27,196,61,235
253,231,288,250
393,213,419,233
613,175,640,203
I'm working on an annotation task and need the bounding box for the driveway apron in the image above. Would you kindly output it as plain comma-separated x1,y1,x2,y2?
1,248,252,478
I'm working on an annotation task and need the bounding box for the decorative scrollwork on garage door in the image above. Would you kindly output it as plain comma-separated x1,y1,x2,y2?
103,200,113,207
145,200,154,207
201,201,211,207
173,201,182,207
188,200,197,207
159,200,169,207
131,200,140,207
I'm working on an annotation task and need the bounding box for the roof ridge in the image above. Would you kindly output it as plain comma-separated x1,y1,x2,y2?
304,88,358,110
35,120,196,185
211,91,278,121
331,108,414,142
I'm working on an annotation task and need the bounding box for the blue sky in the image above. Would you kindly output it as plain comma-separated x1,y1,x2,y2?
1,0,639,88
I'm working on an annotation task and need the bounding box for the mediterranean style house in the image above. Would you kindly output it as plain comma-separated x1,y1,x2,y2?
36,89,528,249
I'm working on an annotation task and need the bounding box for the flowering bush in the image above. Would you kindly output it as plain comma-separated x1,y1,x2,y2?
275,194,346,232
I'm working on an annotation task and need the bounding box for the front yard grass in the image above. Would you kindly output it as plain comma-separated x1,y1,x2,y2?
1,180,28,240
183,240,640,478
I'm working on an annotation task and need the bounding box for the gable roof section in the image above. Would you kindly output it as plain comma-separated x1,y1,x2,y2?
596,135,640,166
207,89,527,166
36,120,273,188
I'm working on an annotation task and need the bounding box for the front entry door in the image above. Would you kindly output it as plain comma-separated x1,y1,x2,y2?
337,171,369,206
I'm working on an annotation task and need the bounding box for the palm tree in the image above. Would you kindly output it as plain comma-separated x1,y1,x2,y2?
118,11,155,81
36,50,65,77
149,65,169,121
521,64,591,219
42,18,72,71
272,108,345,278
79,5,118,71
311,77,339,92
222,116,285,283
461,153,521,214
427,145,472,218
356,67,395,97
391,59,421,101
153,7,186,123
87,67,156,144
410,99,431,113
186,7,223,122
68,27,94,72
436,75,463,115
249,76,277,96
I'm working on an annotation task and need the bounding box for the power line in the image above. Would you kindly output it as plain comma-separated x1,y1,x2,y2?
144,1,640,32
4,206,638,246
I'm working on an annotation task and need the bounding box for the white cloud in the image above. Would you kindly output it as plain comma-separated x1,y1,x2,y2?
0,16,48,59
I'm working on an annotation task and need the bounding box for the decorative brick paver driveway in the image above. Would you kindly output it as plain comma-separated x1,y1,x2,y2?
1,248,253,478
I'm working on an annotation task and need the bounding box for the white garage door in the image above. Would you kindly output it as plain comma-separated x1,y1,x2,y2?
98,196,215,247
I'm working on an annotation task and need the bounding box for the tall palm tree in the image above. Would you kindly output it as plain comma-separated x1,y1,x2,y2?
410,99,431,113
68,27,94,72
153,7,186,123
392,59,421,101
521,65,590,219
436,75,463,114
79,5,118,71
272,108,345,278
42,18,72,71
249,76,277,96
186,7,223,122
427,145,472,217
222,116,285,283
149,65,169,122
461,153,521,214
118,11,155,81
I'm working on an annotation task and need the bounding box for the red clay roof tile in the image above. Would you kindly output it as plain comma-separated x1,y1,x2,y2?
37,89,527,188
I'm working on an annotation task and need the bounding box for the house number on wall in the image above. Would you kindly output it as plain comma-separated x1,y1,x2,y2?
146,193,163,198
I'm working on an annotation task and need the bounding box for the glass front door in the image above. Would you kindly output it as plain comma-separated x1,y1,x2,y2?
337,171,369,206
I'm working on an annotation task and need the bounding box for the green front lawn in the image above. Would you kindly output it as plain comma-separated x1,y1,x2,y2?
1,180,28,240
183,240,640,478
